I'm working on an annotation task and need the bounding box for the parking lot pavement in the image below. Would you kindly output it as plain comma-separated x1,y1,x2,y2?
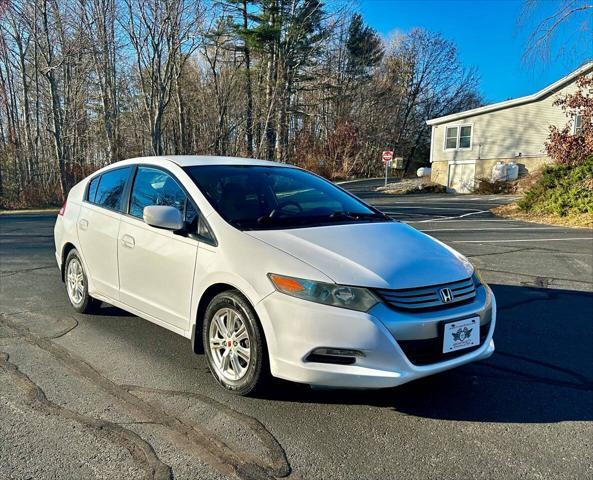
1,189,592,479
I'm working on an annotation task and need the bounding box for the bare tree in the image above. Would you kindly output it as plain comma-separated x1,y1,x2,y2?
521,0,593,64
122,0,201,155
81,0,119,163
0,1,483,208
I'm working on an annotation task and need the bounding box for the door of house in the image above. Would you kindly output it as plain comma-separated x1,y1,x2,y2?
447,161,476,193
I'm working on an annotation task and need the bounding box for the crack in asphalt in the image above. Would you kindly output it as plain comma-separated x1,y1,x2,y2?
479,268,593,288
473,361,593,392
0,352,173,480
495,351,592,386
466,247,532,258
0,306,75,317
46,317,79,339
0,264,56,277
123,384,290,478
0,314,290,480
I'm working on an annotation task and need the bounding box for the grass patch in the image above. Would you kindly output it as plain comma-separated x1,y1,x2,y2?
493,204,593,228
492,157,593,228
517,157,593,216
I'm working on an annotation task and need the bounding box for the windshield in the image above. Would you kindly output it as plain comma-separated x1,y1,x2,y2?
183,165,390,230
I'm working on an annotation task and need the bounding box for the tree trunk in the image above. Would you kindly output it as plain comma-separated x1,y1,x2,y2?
242,0,254,157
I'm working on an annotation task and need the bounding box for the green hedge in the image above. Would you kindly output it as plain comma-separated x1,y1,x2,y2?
518,156,593,216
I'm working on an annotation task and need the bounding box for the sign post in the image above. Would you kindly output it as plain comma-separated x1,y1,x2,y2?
382,151,393,187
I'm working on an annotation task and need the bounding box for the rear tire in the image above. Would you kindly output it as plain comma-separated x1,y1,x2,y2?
202,290,269,396
64,249,100,314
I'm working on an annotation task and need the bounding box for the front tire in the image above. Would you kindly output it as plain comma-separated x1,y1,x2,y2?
203,290,269,396
64,249,99,314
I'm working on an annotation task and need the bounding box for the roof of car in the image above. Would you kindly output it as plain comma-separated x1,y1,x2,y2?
125,155,289,168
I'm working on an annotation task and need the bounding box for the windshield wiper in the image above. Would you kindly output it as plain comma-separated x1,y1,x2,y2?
328,211,357,220
254,211,391,229
257,215,310,226
328,211,390,221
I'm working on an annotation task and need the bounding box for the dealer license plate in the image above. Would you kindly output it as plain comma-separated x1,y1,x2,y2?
443,317,480,353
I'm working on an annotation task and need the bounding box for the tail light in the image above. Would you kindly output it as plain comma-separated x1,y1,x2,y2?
58,200,67,216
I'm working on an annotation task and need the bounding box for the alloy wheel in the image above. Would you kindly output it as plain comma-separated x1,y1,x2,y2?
208,307,252,381
66,257,84,305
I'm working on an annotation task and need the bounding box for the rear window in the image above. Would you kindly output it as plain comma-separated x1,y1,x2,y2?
93,167,132,211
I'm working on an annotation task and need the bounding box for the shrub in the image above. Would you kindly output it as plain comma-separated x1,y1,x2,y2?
518,156,593,216
474,178,516,194
545,75,593,166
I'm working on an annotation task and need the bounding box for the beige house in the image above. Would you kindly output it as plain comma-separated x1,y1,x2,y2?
426,62,592,193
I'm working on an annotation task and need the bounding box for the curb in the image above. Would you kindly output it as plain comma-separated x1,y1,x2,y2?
0,209,59,216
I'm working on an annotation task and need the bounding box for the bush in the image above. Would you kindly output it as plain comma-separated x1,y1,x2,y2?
518,156,593,216
545,75,593,166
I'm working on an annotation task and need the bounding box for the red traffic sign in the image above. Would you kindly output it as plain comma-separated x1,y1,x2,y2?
382,151,393,163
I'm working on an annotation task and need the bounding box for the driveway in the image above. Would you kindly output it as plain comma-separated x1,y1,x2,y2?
1,188,592,479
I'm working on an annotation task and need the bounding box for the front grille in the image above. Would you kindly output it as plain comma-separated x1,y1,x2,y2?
397,322,490,366
374,277,476,311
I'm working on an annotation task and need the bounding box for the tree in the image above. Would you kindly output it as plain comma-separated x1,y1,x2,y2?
546,74,593,165
122,0,201,156
0,2,484,207
81,0,119,163
345,13,383,80
521,0,593,64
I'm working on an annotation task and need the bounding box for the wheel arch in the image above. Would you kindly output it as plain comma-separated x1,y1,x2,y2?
191,283,238,354
191,282,270,357
60,242,78,282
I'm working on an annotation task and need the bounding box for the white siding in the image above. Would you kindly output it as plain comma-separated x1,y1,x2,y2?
430,80,579,164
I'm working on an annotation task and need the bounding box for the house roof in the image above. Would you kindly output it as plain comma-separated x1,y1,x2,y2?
426,61,593,126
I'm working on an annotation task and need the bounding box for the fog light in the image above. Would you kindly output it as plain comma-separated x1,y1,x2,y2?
305,347,365,365
313,348,364,357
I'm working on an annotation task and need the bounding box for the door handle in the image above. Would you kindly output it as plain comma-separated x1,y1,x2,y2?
121,234,135,249
78,219,89,231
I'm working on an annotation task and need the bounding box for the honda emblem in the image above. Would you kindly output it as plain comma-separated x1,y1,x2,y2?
439,288,454,303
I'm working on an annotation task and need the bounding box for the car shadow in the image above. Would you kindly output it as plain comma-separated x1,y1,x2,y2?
263,284,593,423
92,304,136,317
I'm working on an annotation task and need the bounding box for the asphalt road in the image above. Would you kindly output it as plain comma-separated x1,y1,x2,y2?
1,185,592,480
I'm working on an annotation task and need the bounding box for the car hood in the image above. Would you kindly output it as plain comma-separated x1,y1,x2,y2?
246,221,473,289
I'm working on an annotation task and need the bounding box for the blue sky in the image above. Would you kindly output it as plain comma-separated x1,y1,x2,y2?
358,0,592,103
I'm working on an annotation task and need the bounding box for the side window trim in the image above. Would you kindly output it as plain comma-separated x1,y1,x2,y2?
121,164,137,215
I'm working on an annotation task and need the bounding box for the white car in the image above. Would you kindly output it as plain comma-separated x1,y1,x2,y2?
54,156,495,395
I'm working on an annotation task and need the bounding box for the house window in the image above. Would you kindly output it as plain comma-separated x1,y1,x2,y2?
459,126,472,148
445,127,458,149
574,114,583,135
445,124,472,150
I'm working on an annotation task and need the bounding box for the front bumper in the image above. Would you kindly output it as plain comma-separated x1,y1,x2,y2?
256,285,496,389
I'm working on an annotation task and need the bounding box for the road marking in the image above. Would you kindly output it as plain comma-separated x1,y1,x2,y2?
419,227,567,232
416,210,490,223
383,206,490,211
451,237,593,243
387,212,451,218
378,201,508,206
407,219,520,224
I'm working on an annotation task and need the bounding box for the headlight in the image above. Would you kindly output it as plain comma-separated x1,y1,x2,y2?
268,273,379,312
472,267,485,287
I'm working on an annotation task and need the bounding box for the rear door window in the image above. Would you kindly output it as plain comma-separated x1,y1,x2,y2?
94,167,132,211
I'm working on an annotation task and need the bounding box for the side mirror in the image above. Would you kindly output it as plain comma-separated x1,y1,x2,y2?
143,205,184,231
